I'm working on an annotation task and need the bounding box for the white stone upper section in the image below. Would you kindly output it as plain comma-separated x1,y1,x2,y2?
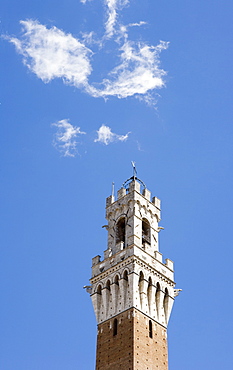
89,179,177,328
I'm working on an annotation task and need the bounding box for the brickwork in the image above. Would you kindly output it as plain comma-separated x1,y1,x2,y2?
96,308,168,370
133,309,168,370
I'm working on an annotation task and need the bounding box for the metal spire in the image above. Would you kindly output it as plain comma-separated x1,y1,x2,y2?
122,162,146,189
111,182,115,197
131,161,137,178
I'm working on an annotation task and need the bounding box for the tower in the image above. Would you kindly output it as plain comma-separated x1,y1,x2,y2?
86,174,180,370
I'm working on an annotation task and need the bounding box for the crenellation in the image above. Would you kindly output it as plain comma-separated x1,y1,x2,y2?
165,258,174,271
152,196,161,210
129,179,141,193
117,187,126,199
142,188,151,201
155,251,163,263
92,255,101,266
106,195,114,207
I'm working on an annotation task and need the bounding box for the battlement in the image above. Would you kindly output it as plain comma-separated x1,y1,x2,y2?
91,246,174,281
106,179,161,211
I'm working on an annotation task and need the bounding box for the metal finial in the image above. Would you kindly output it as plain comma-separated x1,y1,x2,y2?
131,161,137,178
122,162,146,189
112,182,115,197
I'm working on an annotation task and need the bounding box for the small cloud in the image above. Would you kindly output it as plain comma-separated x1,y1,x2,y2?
52,119,86,157
81,31,103,47
80,0,92,4
128,21,147,29
136,140,144,152
94,124,130,145
8,20,92,88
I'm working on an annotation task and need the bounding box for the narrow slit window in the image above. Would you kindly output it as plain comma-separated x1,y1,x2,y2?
149,320,153,339
113,318,118,336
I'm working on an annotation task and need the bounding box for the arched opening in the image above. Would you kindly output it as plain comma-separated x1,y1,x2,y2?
164,288,169,324
123,270,128,281
96,284,102,321
139,271,144,286
114,275,119,312
155,282,161,320
114,275,119,286
139,271,144,309
123,270,129,308
147,277,152,314
106,280,111,290
113,318,118,336
149,320,153,339
116,217,126,246
142,218,150,245
105,280,111,316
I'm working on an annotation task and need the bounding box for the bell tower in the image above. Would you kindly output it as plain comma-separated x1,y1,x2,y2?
86,173,181,370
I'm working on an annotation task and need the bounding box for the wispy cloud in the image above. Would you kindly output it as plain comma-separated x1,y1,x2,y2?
87,40,168,102
8,20,92,88
7,0,168,106
52,119,86,157
94,124,130,145
104,0,129,39
128,21,147,28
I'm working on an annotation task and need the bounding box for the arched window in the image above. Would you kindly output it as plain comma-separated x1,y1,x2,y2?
116,217,126,246
113,318,118,336
149,320,153,339
142,218,150,245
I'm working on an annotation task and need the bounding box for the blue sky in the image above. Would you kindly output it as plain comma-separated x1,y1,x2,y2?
1,0,233,369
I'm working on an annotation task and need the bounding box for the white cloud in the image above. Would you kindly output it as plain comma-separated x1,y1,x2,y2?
104,0,118,38
129,21,147,28
87,40,168,101
94,124,130,145
8,20,92,87
52,119,86,157
8,2,168,106
104,0,129,39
